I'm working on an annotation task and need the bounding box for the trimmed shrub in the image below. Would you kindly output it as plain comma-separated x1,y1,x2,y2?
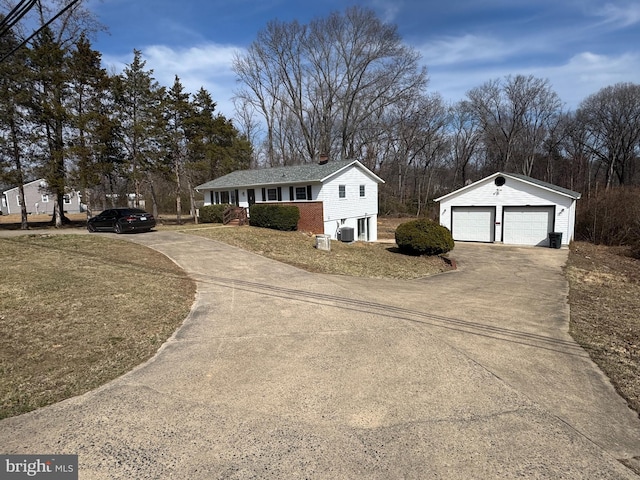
199,204,229,223
395,219,454,256
249,204,300,231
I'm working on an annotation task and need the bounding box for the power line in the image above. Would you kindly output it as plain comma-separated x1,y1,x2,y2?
0,0,38,37
0,0,83,63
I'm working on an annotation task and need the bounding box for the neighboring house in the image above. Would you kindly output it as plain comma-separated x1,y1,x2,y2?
1,179,83,215
195,159,385,241
435,172,581,247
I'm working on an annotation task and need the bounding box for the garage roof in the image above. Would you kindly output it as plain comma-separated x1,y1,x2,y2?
435,172,581,202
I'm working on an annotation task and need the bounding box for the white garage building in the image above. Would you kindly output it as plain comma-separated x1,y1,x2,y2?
435,172,581,247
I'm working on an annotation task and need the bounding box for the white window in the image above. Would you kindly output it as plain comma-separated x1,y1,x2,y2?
41,194,49,203
63,194,71,204
359,185,365,197
338,185,346,198
17,195,21,206
267,188,277,201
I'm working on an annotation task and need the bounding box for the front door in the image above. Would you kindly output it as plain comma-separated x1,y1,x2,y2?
247,189,256,206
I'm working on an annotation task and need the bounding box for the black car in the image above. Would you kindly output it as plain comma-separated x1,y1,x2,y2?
87,208,156,233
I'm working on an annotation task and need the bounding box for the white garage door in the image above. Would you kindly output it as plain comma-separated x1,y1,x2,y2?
451,207,495,242
503,206,554,246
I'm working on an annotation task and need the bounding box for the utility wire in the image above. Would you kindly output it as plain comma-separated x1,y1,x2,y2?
0,0,37,29
0,0,83,63
0,0,38,37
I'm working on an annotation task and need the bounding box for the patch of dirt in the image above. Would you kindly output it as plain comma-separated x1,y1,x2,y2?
566,241,640,417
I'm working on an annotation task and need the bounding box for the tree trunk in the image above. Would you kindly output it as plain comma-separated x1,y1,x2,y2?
18,186,28,230
187,176,198,224
148,179,159,220
54,195,63,228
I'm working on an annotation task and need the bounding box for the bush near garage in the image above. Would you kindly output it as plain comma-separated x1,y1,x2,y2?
249,204,300,231
395,218,454,256
199,204,229,223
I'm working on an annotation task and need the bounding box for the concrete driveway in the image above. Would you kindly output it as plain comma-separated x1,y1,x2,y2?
1,231,639,479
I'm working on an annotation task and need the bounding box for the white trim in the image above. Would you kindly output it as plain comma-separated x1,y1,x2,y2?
435,172,579,202
320,160,385,185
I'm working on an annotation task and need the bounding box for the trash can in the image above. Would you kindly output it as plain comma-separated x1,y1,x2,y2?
548,232,562,249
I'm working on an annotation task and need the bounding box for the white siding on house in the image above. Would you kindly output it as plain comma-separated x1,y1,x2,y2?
203,184,321,209
438,175,578,246
318,165,379,240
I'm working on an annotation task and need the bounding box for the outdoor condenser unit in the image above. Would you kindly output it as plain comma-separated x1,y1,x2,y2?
339,227,354,242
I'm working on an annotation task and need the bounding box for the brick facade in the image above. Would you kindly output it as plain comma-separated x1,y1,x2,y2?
264,201,324,234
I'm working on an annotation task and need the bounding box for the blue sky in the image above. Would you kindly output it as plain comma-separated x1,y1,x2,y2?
85,0,640,119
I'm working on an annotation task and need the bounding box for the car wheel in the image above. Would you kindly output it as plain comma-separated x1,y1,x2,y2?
114,222,122,234
87,223,96,232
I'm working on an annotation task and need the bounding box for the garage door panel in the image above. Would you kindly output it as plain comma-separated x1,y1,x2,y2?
452,207,495,242
503,206,553,246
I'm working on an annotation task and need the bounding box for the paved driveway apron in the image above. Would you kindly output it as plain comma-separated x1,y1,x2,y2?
1,231,639,479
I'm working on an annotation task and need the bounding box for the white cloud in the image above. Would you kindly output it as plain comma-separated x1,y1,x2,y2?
418,34,519,67
371,0,403,23
593,2,640,28
102,43,243,118
538,51,640,106
427,51,640,110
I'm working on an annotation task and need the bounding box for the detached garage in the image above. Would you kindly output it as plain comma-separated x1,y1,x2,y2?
435,173,581,247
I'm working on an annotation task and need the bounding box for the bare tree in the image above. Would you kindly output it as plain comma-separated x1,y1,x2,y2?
467,75,562,176
447,100,481,188
575,82,640,188
233,6,428,164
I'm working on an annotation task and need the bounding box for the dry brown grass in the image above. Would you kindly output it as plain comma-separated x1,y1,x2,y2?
0,234,195,419
186,224,452,280
0,213,88,228
566,242,640,417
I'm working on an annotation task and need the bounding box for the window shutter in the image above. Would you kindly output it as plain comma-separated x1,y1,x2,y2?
261,188,266,201
235,189,239,206
289,186,294,201
307,185,312,200
277,187,282,201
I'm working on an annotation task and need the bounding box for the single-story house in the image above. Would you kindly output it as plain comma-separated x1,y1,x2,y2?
435,172,581,247
195,159,385,242
1,178,83,215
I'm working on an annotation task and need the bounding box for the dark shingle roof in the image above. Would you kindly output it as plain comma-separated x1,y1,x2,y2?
195,160,382,190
